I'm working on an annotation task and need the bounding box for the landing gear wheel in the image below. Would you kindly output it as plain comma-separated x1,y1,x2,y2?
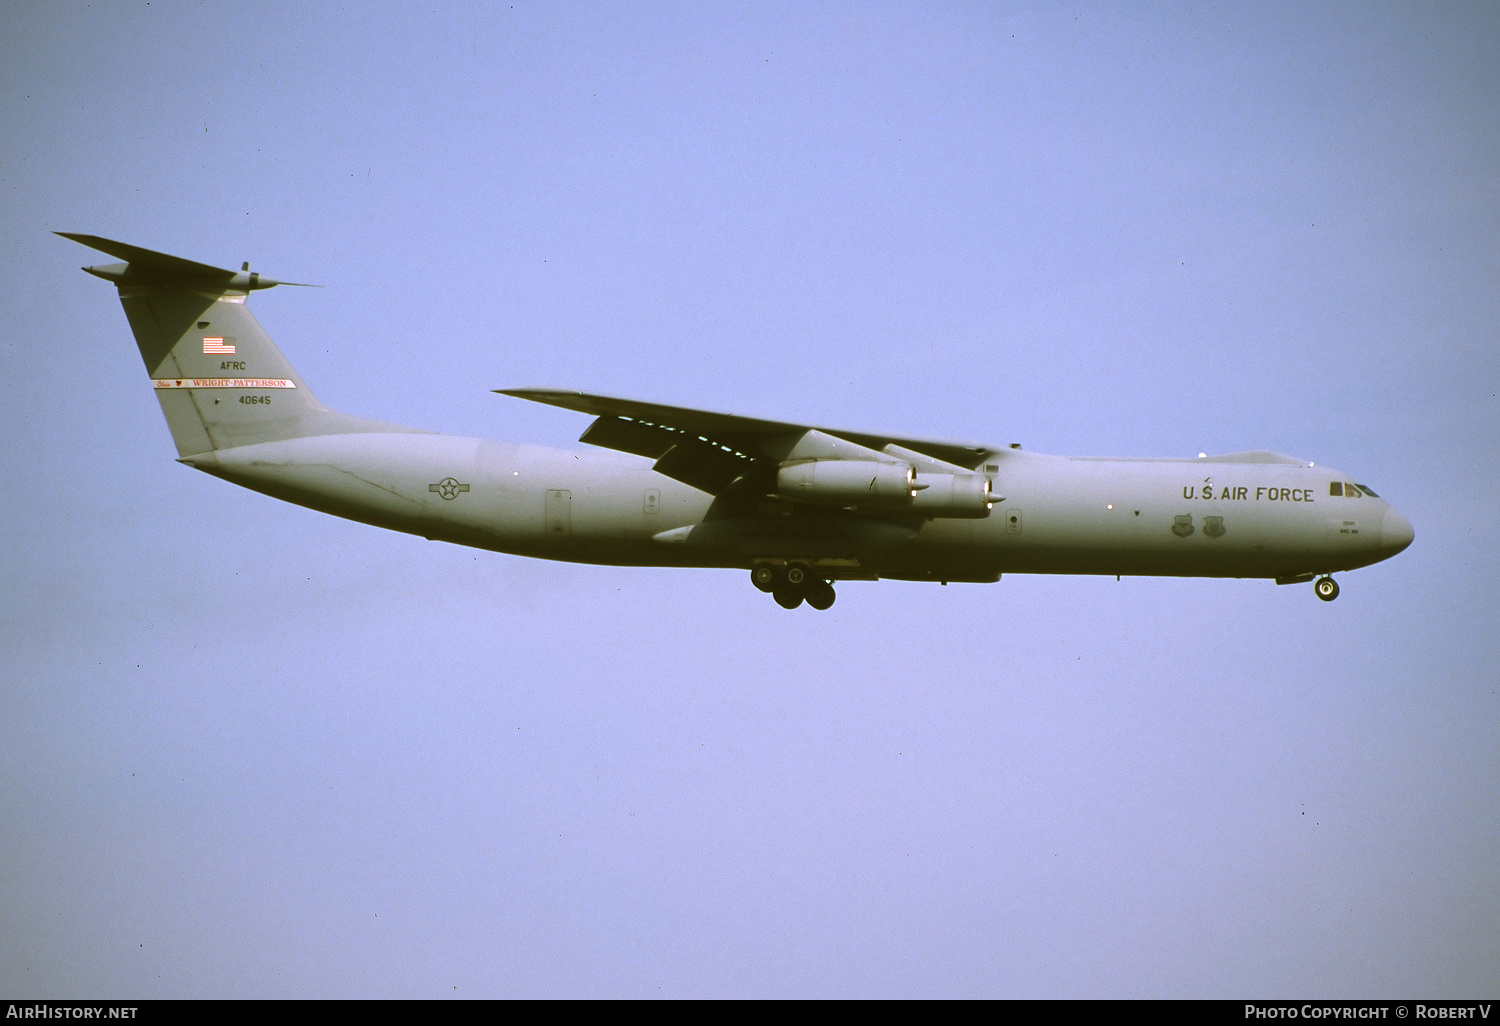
785,565,808,587
773,587,804,609
805,580,836,610
750,564,780,593
1315,576,1340,602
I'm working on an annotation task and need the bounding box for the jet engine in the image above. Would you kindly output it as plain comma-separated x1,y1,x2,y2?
776,459,916,506
910,473,995,518
776,460,995,517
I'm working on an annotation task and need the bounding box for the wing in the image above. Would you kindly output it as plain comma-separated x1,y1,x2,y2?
497,388,994,495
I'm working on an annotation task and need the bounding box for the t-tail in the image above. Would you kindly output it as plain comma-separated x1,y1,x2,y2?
60,233,407,456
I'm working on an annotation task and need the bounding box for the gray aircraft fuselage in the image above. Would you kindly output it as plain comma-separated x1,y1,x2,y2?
64,233,1413,607
185,433,1411,585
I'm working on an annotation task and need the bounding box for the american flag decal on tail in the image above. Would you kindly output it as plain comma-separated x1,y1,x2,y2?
202,336,236,354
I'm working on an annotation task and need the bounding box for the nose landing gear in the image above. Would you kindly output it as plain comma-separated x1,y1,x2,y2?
751,563,836,610
1314,576,1340,602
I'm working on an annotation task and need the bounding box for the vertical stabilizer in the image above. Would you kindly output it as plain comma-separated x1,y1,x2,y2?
61,234,416,455
124,285,325,455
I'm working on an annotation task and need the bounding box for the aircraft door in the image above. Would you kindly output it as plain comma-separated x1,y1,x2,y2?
545,489,572,539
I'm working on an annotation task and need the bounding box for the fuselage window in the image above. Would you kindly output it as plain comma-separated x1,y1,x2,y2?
1329,482,1343,496
1357,484,1379,497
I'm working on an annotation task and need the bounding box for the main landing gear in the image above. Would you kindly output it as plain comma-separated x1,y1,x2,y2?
1314,576,1340,602
751,563,836,610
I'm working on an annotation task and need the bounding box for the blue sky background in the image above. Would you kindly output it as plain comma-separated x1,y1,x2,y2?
1,0,1496,997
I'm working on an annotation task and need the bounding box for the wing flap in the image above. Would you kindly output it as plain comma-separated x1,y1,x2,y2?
652,441,753,494
577,416,676,459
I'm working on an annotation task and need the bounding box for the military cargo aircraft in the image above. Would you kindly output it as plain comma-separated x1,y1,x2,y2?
62,234,1413,609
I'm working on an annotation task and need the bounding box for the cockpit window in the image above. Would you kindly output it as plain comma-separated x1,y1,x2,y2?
1356,484,1379,497
1329,482,1343,496
1345,482,1360,498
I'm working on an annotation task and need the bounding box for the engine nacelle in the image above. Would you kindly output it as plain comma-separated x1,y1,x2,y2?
777,459,916,506
909,473,994,518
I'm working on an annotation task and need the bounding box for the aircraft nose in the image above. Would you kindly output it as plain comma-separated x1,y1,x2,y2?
1380,506,1415,556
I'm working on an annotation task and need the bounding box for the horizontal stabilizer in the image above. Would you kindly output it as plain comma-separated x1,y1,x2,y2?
56,233,316,290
